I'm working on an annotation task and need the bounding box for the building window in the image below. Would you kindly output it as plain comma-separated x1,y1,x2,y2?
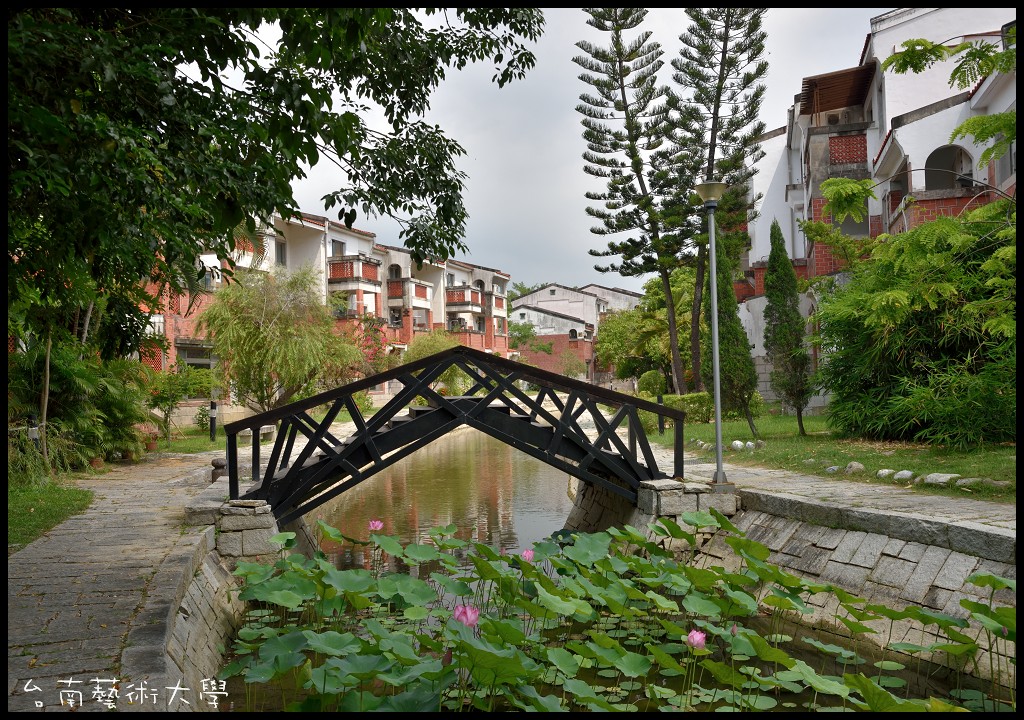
446,273,455,287
996,135,1016,185
175,344,214,373
519,312,526,320
549,289,556,295
493,283,504,296
569,329,578,340
331,240,345,257
275,241,287,266
389,264,402,280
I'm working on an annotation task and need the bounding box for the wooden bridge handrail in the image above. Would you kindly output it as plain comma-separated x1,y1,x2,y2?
224,346,686,434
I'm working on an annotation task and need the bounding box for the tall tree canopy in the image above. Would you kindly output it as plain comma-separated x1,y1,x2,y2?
574,8,701,394
8,8,544,350
669,8,768,390
763,219,812,435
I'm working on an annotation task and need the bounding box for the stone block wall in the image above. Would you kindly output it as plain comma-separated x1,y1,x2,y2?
697,510,1016,691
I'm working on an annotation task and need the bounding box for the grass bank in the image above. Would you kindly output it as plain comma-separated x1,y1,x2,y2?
8,479,93,555
650,413,1016,503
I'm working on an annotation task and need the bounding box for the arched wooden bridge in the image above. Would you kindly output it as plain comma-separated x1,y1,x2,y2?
224,346,686,526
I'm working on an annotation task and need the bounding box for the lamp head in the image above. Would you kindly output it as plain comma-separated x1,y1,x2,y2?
695,180,728,204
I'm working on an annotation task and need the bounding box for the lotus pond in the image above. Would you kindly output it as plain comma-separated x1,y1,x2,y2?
219,512,1015,712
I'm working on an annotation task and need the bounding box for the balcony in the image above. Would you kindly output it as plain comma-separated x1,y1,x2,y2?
386,278,433,309
445,287,483,313
485,291,507,316
327,255,381,290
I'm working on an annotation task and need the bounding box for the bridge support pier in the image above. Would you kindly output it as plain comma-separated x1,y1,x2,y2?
215,499,286,571
564,475,739,551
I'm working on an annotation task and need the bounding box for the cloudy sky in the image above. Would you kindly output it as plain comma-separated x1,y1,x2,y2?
292,8,894,293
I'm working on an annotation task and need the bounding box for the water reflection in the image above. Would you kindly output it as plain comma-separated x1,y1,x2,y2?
304,428,576,565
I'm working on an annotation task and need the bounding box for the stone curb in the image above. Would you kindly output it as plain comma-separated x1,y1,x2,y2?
738,489,1016,564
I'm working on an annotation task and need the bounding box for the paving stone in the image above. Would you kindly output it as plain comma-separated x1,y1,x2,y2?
933,551,980,591
831,531,867,564
870,555,916,588
849,533,891,568
900,546,951,605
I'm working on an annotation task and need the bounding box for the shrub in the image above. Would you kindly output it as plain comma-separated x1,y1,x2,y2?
194,404,210,431
351,390,375,416
637,369,666,396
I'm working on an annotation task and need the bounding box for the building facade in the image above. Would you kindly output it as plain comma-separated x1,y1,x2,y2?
143,212,511,380
741,8,1016,406
511,283,642,383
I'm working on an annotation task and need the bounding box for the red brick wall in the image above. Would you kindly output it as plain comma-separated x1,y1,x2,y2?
514,334,594,379
363,263,378,281
829,134,867,164
869,215,883,238
733,281,755,303
329,261,354,279
907,195,988,226
387,280,403,298
753,268,765,296
414,285,427,299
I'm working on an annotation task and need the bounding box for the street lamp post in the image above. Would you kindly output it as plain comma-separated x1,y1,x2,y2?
695,180,735,493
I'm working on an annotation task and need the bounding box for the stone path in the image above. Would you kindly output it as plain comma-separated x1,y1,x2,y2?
8,454,218,712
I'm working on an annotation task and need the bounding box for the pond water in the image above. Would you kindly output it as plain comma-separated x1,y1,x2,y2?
303,427,577,563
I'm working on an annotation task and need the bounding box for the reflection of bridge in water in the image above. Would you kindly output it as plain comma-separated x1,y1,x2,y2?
224,346,686,527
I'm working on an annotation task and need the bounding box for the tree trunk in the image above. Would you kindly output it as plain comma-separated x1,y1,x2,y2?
796,407,806,436
744,403,760,441
78,301,94,358
690,246,707,391
660,269,688,395
40,332,52,472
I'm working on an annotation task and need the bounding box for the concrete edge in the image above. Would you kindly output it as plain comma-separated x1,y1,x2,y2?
738,489,1016,564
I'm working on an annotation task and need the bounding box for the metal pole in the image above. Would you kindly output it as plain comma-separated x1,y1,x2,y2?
706,200,734,492
209,400,218,442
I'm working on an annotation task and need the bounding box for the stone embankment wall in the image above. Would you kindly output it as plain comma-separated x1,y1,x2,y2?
565,475,1015,691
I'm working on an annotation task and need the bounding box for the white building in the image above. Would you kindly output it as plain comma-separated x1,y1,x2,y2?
742,8,1016,407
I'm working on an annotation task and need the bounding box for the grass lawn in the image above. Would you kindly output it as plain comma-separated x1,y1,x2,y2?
650,413,1016,503
8,478,93,555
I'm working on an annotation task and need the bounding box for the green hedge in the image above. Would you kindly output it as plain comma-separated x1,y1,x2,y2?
635,391,764,434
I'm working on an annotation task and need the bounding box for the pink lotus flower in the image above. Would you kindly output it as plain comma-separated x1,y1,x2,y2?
730,623,738,636
368,519,384,532
686,629,707,650
453,604,480,628
521,549,535,562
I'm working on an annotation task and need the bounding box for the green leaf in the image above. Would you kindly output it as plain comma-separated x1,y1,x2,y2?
302,630,361,656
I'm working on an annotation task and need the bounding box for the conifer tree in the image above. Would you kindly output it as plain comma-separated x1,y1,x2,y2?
574,8,700,394
763,219,812,435
669,8,768,390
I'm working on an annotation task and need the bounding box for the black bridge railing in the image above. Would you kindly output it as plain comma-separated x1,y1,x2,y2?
223,346,686,526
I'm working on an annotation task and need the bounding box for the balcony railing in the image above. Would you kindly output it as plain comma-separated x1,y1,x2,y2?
327,255,381,284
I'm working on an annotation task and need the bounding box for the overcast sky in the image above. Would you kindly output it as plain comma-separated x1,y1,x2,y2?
292,8,894,293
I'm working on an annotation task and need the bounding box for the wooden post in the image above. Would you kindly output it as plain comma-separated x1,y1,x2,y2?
674,420,684,479
227,433,238,500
